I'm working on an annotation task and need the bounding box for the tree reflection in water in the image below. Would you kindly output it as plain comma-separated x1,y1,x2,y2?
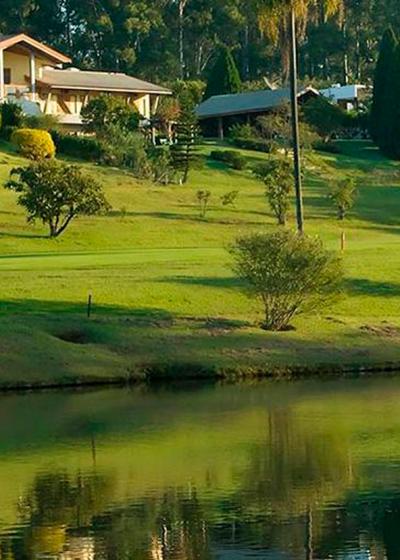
3,400,400,559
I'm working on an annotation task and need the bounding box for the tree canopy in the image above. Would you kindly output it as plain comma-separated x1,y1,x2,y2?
0,0,399,87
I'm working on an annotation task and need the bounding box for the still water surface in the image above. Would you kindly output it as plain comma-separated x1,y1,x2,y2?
2,379,400,559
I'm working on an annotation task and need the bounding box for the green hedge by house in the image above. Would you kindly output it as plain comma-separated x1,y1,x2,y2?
209,149,247,170
230,137,275,153
51,130,103,161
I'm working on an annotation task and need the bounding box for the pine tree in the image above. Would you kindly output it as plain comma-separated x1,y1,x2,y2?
384,42,400,158
204,45,242,99
370,27,398,146
170,91,200,184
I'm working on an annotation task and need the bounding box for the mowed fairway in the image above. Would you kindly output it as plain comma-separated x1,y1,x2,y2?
0,140,400,386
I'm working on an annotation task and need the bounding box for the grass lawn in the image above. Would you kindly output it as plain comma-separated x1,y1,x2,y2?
0,139,400,386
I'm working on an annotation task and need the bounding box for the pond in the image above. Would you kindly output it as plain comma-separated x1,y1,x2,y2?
2,378,400,559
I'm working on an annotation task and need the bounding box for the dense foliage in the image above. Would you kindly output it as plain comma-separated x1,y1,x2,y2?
11,128,56,160
51,130,103,161
170,92,200,184
6,160,110,237
230,230,343,331
0,0,399,87
209,150,247,170
253,158,293,226
204,45,241,99
328,178,358,219
81,95,140,133
370,28,400,157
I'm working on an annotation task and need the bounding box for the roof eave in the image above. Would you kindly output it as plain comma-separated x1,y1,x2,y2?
0,33,71,64
38,82,171,95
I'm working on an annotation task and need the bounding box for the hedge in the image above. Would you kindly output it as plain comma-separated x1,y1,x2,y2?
230,137,275,153
209,149,247,170
51,130,103,161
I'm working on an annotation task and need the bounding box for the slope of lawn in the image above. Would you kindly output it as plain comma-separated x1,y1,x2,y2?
0,139,400,386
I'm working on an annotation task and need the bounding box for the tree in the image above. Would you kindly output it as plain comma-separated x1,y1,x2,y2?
81,95,140,133
328,178,357,219
170,91,200,183
257,103,318,153
6,160,110,237
253,158,293,225
370,28,398,146
302,96,347,142
204,45,242,99
230,230,343,331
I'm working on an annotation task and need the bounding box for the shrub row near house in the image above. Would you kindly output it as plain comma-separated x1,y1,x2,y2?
209,149,247,170
51,130,103,161
230,136,275,153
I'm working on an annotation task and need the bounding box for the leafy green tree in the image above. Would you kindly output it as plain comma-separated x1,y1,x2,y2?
170,91,200,184
98,123,151,176
204,45,242,99
81,94,140,133
370,28,398,146
172,79,206,106
1,102,23,129
253,158,293,225
230,230,343,331
6,160,110,237
328,178,357,219
302,96,346,141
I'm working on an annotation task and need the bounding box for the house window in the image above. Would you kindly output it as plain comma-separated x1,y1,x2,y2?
4,69,11,85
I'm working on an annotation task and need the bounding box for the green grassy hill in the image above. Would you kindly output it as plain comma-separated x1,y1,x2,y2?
0,139,400,386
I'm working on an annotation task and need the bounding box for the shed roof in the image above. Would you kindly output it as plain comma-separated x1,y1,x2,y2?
38,68,171,95
196,87,318,119
320,84,366,102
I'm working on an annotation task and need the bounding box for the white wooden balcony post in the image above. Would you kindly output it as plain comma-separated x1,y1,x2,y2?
29,51,36,100
0,49,4,100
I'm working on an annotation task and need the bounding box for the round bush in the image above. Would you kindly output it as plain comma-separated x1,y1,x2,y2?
230,230,343,331
11,128,56,160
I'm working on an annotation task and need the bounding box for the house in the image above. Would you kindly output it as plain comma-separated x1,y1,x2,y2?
320,84,367,111
0,33,171,129
196,87,319,139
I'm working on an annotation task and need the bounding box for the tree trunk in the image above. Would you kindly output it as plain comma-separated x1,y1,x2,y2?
289,8,304,234
242,24,250,80
178,0,187,79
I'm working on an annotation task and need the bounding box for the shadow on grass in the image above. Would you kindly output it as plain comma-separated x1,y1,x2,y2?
0,231,47,240
0,298,175,321
331,141,400,169
158,275,243,289
346,278,400,297
305,182,400,227
106,209,265,226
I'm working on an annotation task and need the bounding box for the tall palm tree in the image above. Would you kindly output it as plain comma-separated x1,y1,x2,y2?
257,0,343,233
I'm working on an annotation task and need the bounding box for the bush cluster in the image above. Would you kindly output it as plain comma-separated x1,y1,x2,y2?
11,128,56,160
209,149,247,170
231,137,275,153
230,230,343,331
51,130,103,161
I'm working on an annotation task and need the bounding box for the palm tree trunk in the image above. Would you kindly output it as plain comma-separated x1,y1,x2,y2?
289,7,304,233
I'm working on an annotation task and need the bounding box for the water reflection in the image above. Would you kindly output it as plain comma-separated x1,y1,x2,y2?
2,380,400,559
